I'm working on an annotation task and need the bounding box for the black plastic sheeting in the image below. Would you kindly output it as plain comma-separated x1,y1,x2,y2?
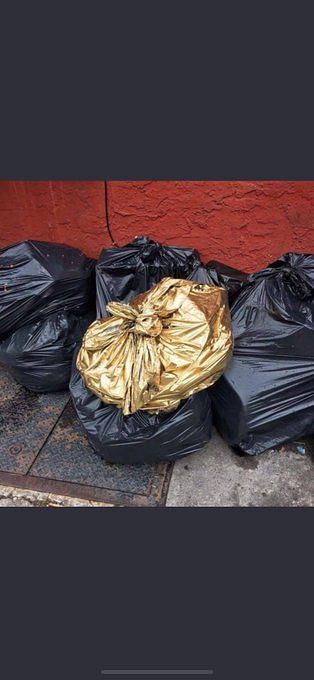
0,240,95,338
0,312,93,392
205,260,248,304
212,253,314,454
96,235,211,317
70,361,212,463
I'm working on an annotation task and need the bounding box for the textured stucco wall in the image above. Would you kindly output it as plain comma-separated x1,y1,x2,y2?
108,181,314,271
0,181,313,271
0,181,110,258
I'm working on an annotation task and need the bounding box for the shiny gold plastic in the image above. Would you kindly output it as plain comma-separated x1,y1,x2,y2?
77,278,233,415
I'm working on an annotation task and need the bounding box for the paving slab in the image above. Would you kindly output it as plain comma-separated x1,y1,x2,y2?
166,429,314,507
0,367,171,506
30,401,170,502
0,368,69,473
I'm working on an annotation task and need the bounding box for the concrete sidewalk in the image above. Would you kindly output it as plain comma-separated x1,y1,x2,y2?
166,429,313,507
0,429,312,507
0,485,112,507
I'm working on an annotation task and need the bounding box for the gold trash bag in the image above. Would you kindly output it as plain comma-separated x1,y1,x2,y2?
77,277,233,415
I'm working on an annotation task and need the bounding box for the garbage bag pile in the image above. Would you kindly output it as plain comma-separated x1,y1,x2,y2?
96,235,212,317
212,253,314,454
1,234,312,464
0,241,95,391
71,241,233,463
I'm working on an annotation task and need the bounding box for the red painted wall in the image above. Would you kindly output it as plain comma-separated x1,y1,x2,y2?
0,181,313,271
0,181,110,258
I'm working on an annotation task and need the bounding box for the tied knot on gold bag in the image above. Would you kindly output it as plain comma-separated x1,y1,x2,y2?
107,302,164,338
77,277,233,415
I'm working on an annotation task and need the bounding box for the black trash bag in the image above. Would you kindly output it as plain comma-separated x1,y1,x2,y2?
96,235,212,317
211,252,314,455
205,260,248,304
0,240,95,338
72,235,213,463
0,312,93,392
70,362,212,464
